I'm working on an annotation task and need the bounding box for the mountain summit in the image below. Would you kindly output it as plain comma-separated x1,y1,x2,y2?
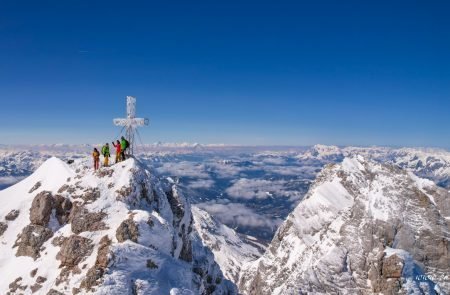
240,156,450,294
0,157,236,294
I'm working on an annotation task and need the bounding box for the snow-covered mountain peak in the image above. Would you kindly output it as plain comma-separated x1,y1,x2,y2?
240,155,450,294
0,157,236,294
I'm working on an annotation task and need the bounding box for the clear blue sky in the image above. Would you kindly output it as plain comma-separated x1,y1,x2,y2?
1,1,449,147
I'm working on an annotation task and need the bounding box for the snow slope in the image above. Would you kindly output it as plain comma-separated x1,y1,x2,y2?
239,156,450,294
192,206,264,284
0,157,236,294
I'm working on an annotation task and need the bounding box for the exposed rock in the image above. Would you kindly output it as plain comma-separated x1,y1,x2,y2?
0,222,7,236
80,235,112,291
30,191,54,226
8,277,26,294
36,276,47,284
81,188,100,203
239,157,450,294
57,235,94,267
5,209,20,221
166,186,193,262
51,235,66,247
28,181,41,194
116,218,139,243
58,184,77,194
15,224,53,259
146,259,158,269
147,217,154,227
30,283,42,293
30,268,38,278
47,289,65,295
382,254,404,279
57,184,69,193
96,169,114,178
116,186,132,200
69,203,107,234
53,195,72,225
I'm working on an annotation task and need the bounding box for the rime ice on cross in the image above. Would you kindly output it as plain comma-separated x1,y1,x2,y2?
113,96,149,155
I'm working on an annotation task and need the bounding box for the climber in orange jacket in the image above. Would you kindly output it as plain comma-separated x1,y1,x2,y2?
92,148,100,171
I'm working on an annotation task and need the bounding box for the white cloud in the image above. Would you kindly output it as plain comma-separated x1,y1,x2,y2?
156,161,210,179
196,201,282,229
188,179,215,189
262,165,320,177
225,178,301,200
0,176,24,186
207,162,248,178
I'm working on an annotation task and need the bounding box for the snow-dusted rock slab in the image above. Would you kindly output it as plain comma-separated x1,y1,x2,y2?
239,156,450,294
0,157,236,294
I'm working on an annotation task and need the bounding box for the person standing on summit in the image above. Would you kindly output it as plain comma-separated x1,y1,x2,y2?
101,143,110,167
120,136,130,160
92,148,100,171
112,140,122,163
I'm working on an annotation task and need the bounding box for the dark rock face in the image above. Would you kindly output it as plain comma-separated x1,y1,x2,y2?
146,259,158,269
0,222,7,237
30,283,42,293
47,289,65,295
116,218,139,243
57,235,94,267
30,191,54,226
166,186,193,262
36,276,47,284
5,209,20,221
81,188,101,203
96,169,114,178
80,235,112,291
8,277,26,294
382,254,404,279
240,158,450,294
28,181,41,194
14,224,53,260
53,195,72,225
69,203,107,234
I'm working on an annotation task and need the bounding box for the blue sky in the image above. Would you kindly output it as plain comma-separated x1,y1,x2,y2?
0,1,449,146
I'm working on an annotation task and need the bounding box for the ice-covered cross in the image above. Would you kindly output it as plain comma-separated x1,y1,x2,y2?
113,96,149,154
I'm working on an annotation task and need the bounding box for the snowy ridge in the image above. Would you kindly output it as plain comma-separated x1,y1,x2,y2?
0,157,236,294
192,206,264,284
239,156,450,294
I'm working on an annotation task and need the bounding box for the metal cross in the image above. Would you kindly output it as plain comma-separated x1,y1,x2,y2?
113,96,149,155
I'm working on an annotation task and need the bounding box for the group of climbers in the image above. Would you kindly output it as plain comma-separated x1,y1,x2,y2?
92,136,130,171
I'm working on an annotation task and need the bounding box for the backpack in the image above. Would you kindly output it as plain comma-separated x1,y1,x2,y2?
102,145,110,156
124,139,130,149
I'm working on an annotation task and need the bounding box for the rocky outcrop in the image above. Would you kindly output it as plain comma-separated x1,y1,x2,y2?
240,156,450,294
80,235,112,291
30,191,54,226
28,181,41,194
5,209,20,221
57,235,94,267
53,195,72,225
14,224,53,259
46,289,64,295
69,203,107,234
382,253,404,279
0,157,236,294
7,277,26,294
166,186,193,262
0,222,7,236
81,188,100,203
116,218,139,243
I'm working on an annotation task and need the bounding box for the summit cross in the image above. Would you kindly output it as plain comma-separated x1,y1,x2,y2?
113,96,149,155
